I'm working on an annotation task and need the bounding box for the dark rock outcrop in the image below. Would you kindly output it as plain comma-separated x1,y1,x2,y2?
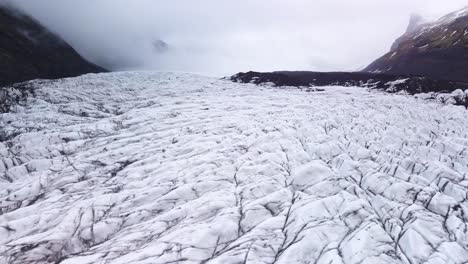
364,7,468,83
231,71,468,94
0,6,106,87
153,40,170,53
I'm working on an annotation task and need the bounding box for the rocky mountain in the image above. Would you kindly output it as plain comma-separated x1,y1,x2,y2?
0,6,106,87
230,7,468,108
364,7,468,83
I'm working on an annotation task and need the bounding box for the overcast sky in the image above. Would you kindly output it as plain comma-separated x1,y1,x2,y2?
3,0,467,75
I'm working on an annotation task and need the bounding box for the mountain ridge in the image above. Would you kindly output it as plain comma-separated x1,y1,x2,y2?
363,6,468,82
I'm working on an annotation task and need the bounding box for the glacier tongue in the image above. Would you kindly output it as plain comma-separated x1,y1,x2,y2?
1,72,468,264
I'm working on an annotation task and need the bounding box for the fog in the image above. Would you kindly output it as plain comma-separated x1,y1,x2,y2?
3,0,467,75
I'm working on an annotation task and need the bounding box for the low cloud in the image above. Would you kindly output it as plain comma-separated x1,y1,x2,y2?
3,0,467,75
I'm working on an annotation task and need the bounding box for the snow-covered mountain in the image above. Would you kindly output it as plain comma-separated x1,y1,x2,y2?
364,6,468,83
1,72,468,264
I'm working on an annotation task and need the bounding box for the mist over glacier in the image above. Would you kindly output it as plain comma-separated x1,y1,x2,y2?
2,0,467,75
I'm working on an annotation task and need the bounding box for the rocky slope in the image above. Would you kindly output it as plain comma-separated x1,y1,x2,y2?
364,7,468,83
1,72,468,263
0,6,106,87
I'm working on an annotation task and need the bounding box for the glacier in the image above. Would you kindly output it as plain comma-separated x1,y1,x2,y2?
1,72,468,264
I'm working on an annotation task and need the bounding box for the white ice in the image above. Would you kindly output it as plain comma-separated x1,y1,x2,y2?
1,72,467,264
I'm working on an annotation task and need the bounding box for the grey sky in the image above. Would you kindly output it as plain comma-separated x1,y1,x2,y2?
3,0,467,75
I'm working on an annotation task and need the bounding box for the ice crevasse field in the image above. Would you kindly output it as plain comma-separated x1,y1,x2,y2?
0,72,468,264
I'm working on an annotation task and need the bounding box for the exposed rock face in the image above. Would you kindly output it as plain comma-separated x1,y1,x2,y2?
0,6,106,87
231,71,468,94
364,7,468,82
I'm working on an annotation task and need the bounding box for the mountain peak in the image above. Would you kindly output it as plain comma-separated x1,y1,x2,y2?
364,6,468,82
406,13,425,34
